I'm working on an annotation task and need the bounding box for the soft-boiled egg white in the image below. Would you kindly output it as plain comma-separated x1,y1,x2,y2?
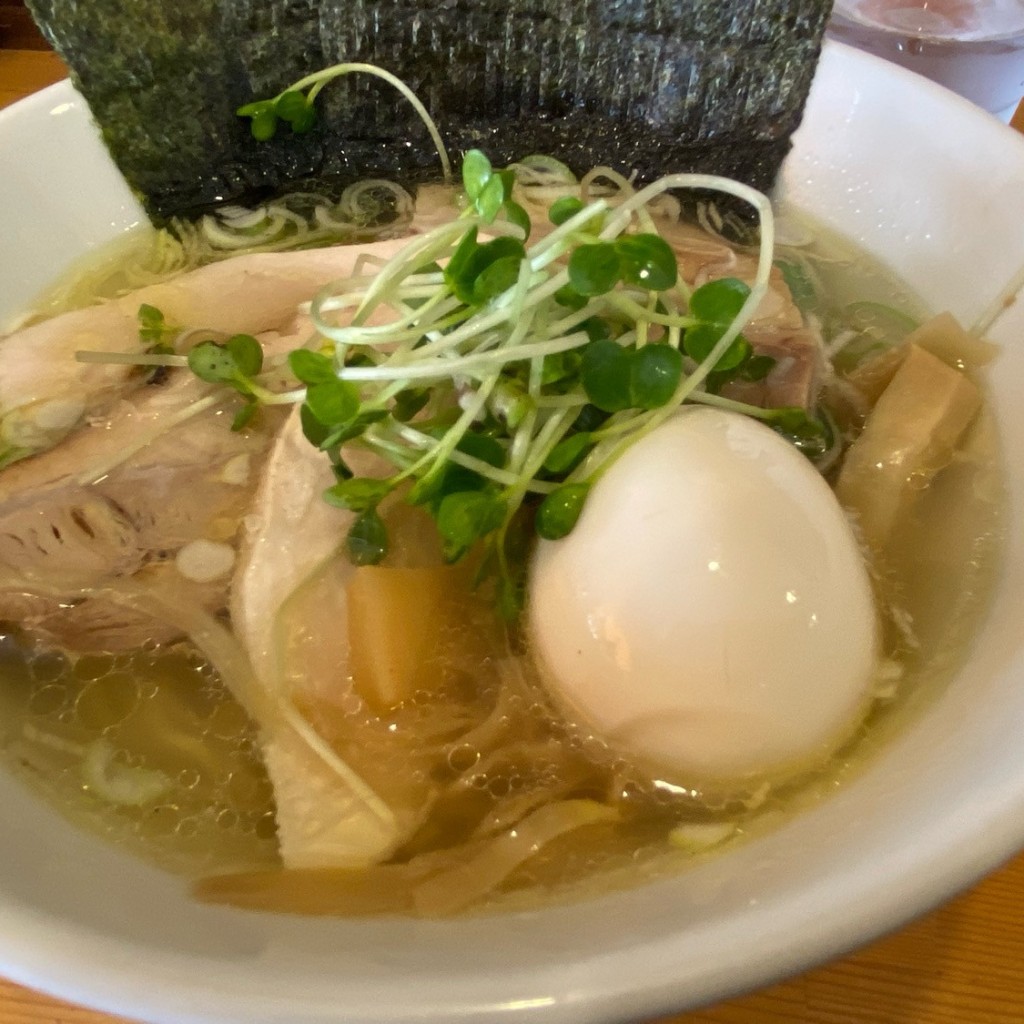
529,407,879,786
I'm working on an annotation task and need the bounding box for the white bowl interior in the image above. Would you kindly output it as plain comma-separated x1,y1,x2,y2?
0,86,143,331
1,42,1024,1024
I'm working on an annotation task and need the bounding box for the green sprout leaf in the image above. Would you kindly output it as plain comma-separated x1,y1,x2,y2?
581,338,632,412
347,509,388,565
689,277,750,323
739,354,776,382
488,380,532,430
226,334,263,377
568,243,622,297
305,379,360,427
476,174,506,223
541,349,583,387
766,407,830,460
324,477,393,513
392,388,429,422
319,409,388,450
581,317,614,343
549,196,584,226
543,433,593,475
231,401,258,432
137,303,163,328
445,234,526,305
251,111,278,140
409,431,506,510
290,106,316,133
236,100,271,118
186,336,266,422
630,344,683,409
684,275,754,373
236,100,280,141
137,303,176,358
408,465,444,507
300,403,331,447
458,431,506,469
187,336,264,394
461,149,492,200
473,254,521,303
582,339,682,413
461,150,513,224
440,432,506,495
435,491,506,561
776,259,819,313
497,572,524,621
275,90,309,121
238,88,317,139
137,303,167,344
615,234,678,291
536,484,590,540
683,325,751,373
187,341,241,385
444,227,480,298
503,200,532,240
289,349,337,385
553,284,588,311
572,403,611,433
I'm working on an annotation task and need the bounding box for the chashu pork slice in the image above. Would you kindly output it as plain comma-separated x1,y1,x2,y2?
0,230,437,649
666,221,823,411
0,373,280,651
231,406,418,869
0,236,414,464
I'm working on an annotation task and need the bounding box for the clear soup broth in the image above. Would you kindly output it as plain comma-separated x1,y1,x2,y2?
0,189,1004,916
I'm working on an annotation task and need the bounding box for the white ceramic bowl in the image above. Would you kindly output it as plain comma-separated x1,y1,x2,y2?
1,40,1023,1024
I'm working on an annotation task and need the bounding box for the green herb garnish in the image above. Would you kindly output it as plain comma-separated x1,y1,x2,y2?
85,84,786,617
176,144,779,612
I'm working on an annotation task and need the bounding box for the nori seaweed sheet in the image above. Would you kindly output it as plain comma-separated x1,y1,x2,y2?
27,0,833,223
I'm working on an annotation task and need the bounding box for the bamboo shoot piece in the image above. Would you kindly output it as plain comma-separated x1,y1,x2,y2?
836,343,981,559
844,313,997,409
906,311,998,373
347,565,469,714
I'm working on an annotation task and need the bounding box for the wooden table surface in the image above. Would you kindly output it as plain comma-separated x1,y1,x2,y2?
3,47,1024,1024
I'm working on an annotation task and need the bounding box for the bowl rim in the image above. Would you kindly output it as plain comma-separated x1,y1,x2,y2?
1,39,1024,1024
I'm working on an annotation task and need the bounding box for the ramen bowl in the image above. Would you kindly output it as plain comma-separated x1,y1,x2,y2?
0,40,1023,1024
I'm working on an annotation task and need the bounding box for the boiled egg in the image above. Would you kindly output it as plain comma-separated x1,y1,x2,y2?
528,407,879,786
